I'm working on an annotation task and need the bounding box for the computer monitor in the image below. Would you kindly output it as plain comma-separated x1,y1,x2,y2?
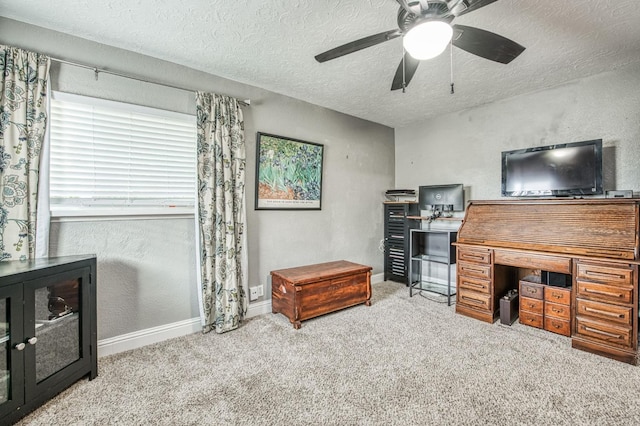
418,184,464,213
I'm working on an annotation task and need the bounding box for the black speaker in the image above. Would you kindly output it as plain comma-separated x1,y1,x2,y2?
542,271,570,287
500,290,519,326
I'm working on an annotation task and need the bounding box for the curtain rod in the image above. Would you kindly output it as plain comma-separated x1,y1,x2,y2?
51,57,251,107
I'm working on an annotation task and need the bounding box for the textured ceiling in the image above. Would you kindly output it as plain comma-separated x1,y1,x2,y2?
3,0,640,128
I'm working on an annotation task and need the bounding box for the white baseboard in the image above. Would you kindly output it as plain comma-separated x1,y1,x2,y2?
245,298,272,317
98,275,382,358
97,299,273,358
97,317,201,358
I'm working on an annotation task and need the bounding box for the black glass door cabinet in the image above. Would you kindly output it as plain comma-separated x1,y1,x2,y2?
0,283,24,417
0,255,96,424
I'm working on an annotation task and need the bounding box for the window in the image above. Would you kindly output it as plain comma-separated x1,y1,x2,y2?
49,92,196,216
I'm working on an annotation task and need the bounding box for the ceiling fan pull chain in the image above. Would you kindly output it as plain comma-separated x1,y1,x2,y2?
450,40,455,95
402,47,407,93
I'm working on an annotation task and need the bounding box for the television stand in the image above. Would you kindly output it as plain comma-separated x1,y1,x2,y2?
409,229,457,305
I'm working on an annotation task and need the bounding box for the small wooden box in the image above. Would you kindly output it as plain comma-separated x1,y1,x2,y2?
271,260,372,329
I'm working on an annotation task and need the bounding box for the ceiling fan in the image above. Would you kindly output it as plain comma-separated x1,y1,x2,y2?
314,0,525,91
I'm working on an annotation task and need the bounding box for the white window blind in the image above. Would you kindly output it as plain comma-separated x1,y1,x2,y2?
49,92,196,212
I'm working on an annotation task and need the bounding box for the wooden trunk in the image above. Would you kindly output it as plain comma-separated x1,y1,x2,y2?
271,260,372,329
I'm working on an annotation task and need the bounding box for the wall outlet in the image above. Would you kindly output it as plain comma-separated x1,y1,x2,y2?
249,285,264,301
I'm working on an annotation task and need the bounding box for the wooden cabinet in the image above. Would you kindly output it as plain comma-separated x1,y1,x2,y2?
271,260,372,329
573,260,637,364
519,280,571,336
456,247,495,322
383,202,419,284
455,199,640,364
0,256,97,424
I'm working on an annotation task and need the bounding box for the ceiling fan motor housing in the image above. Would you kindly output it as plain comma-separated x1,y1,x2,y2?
397,1,455,31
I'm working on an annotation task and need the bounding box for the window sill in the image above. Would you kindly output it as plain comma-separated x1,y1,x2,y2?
50,206,195,222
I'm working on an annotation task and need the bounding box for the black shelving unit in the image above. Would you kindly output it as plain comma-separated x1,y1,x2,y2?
383,202,419,284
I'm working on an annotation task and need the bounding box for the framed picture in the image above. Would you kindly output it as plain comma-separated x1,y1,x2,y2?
255,132,324,210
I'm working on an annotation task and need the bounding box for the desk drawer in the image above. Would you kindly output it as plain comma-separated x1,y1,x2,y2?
458,275,491,294
458,248,491,264
458,288,491,310
576,299,633,326
575,317,632,348
544,287,571,305
544,301,570,320
494,250,571,274
519,310,543,329
520,296,544,314
544,317,571,337
576,262,634,286
576,280,633,305
458,261,491,280
520,281,544,300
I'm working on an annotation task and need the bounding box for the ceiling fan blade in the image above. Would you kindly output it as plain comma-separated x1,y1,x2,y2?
315,29,401,63
391,52,420,91
451,0,499,17
452,24,525,64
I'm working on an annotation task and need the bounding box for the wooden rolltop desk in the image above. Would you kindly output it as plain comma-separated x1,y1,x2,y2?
455,199,640,364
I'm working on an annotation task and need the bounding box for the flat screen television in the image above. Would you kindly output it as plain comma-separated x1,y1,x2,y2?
501,139,603,197
419,184,464,212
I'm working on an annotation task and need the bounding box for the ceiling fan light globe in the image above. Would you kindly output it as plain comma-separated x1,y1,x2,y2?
403,21,453,60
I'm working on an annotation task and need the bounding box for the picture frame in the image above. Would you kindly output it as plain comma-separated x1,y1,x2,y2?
255,132,324,210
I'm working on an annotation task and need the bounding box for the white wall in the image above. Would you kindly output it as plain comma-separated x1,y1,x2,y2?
395,63,640,200
0,18,395,341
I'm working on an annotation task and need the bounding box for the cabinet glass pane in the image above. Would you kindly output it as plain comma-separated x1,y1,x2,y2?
0,299,9,404
34,279,80,383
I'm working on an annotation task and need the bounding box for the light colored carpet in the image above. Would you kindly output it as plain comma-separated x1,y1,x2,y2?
17,281,640,425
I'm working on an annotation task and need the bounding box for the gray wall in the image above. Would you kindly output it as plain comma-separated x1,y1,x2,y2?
0,18,395,340
395,63,640,200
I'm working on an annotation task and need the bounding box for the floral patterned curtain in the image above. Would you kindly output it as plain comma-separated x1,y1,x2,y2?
195,92,247,333
0,45,50,261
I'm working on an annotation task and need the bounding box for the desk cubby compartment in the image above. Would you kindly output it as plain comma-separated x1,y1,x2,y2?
408,229,457,305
